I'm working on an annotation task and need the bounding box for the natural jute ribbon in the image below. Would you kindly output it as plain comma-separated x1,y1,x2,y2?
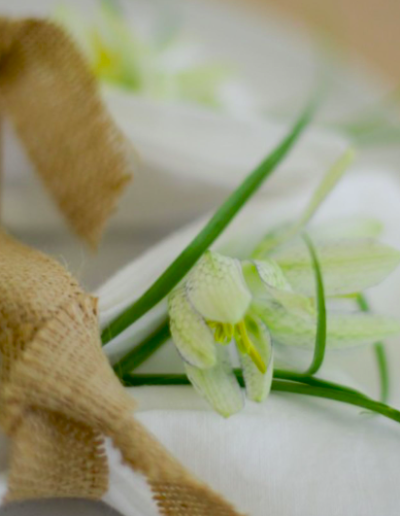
0,17,242,516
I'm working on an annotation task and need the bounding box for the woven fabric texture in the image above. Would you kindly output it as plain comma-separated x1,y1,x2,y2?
0,17,243,516
0,17,132,247
0,230,243,515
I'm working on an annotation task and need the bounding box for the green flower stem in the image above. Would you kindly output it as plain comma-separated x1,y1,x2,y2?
273,369,369,399
356,293,390,403
118,366,368,399
111,322,366,400
121,373,190,386
374,343,390,402
303,233,327,376
111,318,373,404
101,98,317,345
271,380,400,425
112,319,170,376
119,372,400,426
272,232,327,381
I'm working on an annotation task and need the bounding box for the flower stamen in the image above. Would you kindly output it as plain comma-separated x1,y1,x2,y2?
209,322,234,344
223,323,234,340
209,320,266,372
235,320,266,374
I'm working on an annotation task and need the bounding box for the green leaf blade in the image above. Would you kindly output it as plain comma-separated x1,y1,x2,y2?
303,233,327,376
356,293,390,403
102,97,318,344
112,319,171,376
119,373,400,426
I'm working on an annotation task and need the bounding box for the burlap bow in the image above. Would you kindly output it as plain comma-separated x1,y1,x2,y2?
0,17,242,516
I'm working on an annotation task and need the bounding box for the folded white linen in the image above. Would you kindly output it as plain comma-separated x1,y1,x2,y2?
96,169,400,516
1,1,400,515
1,168,398,515
104,384,400,516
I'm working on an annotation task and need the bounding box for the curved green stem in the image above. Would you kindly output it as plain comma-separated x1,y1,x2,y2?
110,319,367,402
119,373,400,426
373,343,390,403
356,293,390,403
303,233,327,376
112,319,170,376
273,369,369,399
118,367,368,399
111,320,367,403
271,380,400,425
272,233,327,381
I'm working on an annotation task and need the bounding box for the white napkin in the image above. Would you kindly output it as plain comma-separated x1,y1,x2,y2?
105,386,400,516
1,1,400,514
1,168,398,515
95,169,400,516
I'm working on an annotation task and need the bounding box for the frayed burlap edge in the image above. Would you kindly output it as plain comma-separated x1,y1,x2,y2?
0,231,244,515
0,17,133,247
0,16,244,514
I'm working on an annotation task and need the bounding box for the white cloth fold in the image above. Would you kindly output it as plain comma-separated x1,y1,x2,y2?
1,2,400,515
95,169,400,516
103,383,400,516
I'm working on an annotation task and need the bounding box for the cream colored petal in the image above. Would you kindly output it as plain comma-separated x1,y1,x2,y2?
309,217,383,240
256,303,400,349
187,251,251,324
185,347,244,418
242,260,313,315
169,286,216,368
239,316,273,403
251,259,290,290
272,239,400,296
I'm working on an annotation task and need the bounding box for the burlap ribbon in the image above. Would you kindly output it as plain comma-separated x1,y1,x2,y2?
0,16,132,247
0,16,242,516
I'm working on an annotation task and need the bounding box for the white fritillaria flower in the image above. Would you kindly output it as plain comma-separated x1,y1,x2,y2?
56,0,240,111
97,150,400,419
167,152,400,417
253,236,400,350
169,250,274,417
168,237,400,417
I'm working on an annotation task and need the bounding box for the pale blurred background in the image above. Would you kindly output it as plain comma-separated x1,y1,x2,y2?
1,0,400,514
3,0,400,291
250,0,400,82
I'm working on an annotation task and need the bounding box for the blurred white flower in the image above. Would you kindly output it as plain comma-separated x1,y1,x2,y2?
56,0,245,111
